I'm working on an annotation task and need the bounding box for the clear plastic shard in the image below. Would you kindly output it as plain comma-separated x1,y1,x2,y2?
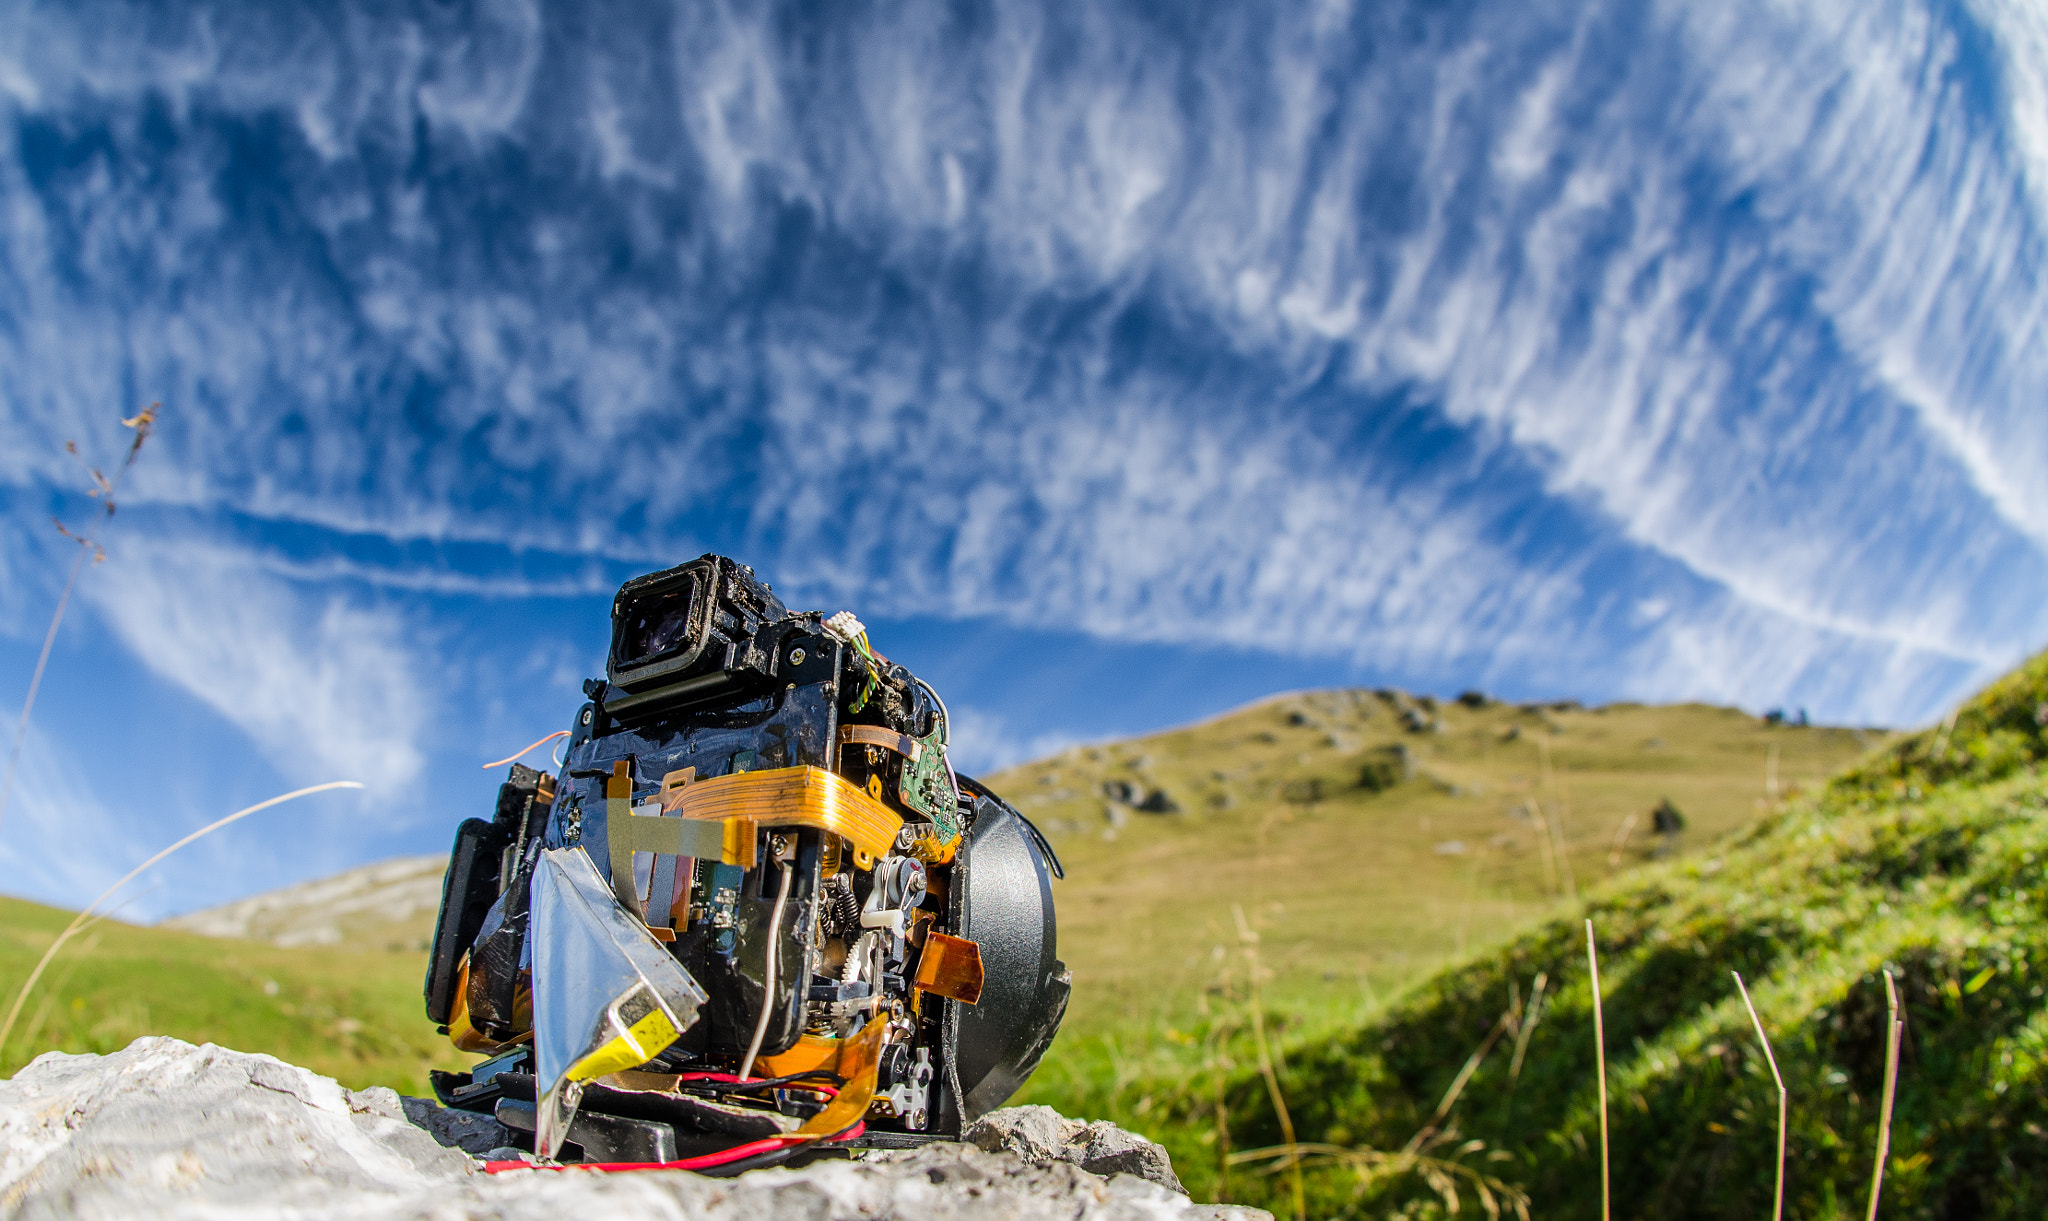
529,846,708,1160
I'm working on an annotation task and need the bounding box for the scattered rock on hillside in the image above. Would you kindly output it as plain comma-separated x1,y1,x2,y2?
1358,743,1414,792
965,1104,1185,1194
1101,779,1181,814
1,1038,1265,1220
160,854,446,948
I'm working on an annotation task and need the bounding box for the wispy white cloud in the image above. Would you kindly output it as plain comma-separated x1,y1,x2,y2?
83,539,430,792
0,0,2041,736
0,725,136,909
941,703,1085,778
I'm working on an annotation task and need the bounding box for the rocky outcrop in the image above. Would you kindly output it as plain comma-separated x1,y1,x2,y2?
964,1104,1184,1194
159,855,445,948
1,1038,1267,1220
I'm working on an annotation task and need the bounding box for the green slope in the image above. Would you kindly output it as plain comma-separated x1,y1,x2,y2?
0,686,1881,1204
1189,655,2048,1219
0,895,467,1092
992,693,1880,1130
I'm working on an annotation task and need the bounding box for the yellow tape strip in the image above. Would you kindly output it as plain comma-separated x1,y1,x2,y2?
667,765,904,863
565,1004,683,1085
607,765,905,912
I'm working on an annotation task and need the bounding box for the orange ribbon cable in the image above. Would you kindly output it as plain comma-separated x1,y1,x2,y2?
668,765,903,863
608,765,906,909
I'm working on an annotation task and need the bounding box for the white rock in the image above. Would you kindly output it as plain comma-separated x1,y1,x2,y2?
0,1036,472,1219
963,1104,1188,1195
0,1038,1270,1220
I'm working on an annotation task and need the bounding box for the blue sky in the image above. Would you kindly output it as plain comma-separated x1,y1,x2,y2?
2,0,2046,917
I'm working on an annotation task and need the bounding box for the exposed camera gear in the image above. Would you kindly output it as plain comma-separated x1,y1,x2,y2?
423,554,1070,1169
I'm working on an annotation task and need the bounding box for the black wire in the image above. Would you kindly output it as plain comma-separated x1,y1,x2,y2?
689,1119,865,1178
954,771,1065,879
691,1143,806,1177
687,1069,844,1096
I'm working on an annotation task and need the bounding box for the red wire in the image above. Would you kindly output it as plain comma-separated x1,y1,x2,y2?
483,1121,865,1175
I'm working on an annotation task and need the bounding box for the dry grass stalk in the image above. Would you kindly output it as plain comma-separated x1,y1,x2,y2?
1211,1025,1234,1202
1606,813,1640,870
1231,996,1533,1220
1551,767,1578,899
0,780,363,1058
1235,1136,1530,1221
1865,969,1903,1221
1506,971,1549,1089
1527,795,1562,897
1233,901,1305,1221
1534,739,1578,899
1586,920,1610,1221
481,730,570,770
0,550,86,838
1733,971,1788,1221
1402,1005,1518,1157
0,404,160,838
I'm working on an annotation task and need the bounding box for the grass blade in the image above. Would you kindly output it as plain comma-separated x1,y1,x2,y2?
481,730,569,770
1586,920,1609,1221
0,549,88,838
1506,971,1548,1088
1865,969,1903,1221
1235,902,1305,1221
0,405,161,839
0,780,364,1059
1733,971,1787,1221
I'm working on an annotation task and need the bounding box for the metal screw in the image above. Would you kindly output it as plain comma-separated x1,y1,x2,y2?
789,647,807,666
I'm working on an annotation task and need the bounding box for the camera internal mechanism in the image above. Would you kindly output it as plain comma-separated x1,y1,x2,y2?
423,554,1070,1168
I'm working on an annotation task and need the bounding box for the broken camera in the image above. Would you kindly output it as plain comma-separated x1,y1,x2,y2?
423,554,1070,1168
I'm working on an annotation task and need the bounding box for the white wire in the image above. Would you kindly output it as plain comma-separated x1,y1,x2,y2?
737,854,794,1082
915,677,962,807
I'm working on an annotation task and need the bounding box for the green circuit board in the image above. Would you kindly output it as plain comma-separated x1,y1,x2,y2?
898,722,960,846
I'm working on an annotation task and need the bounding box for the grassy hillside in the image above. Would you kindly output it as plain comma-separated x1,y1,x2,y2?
158,854,444,950
1,687,1878,1192
991,692,1880,1124
1178,656,2048,1218
0,895,466,1091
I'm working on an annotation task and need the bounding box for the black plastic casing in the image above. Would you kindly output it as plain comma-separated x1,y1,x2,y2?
603,555,797,719
944,790,1072,1125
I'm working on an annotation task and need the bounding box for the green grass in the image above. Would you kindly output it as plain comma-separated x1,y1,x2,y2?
992,694,1880,1136
0,684,1893,1215
0,896,466,1093
1118,654,2048,1218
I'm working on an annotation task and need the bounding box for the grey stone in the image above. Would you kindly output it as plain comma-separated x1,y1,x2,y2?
1077,1121,1184,1193
0,1036,473,1220
482,1146,536,1165
965,1104,1186,1196
963,1103,1075,1161
400,1095,516,1157
0,1038,1267,1219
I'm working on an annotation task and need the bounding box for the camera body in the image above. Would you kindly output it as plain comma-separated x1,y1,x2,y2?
425,555,1069,1159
